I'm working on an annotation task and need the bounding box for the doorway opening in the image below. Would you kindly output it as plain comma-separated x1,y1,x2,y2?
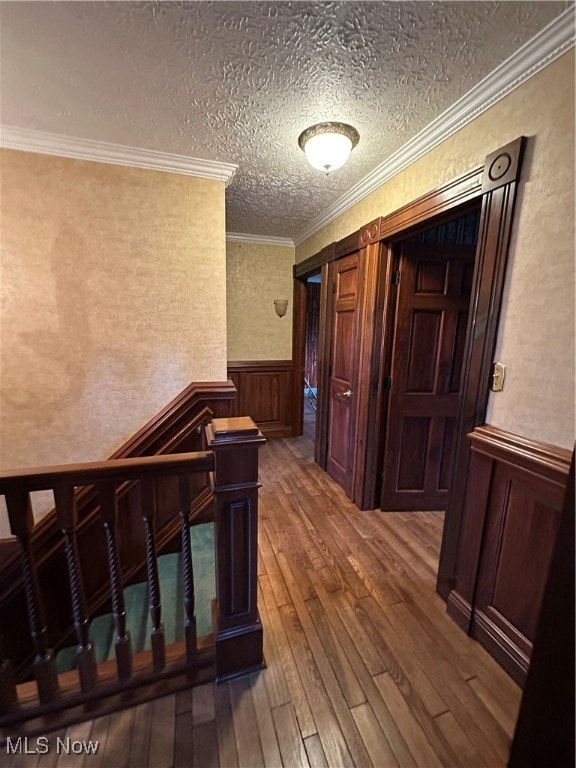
379,205,481,512
303,273,321,441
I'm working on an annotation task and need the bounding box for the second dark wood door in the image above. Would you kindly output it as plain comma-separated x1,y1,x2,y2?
326,253,360,495
381,244,475,510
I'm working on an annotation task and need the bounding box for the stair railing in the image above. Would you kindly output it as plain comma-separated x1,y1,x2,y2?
0,416,264,731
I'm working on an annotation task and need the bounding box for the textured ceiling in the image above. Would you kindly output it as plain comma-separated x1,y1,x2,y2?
0,1,569,239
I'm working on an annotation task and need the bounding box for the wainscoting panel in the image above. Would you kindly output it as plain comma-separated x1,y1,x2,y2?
447,425,571,685
227,361,294,438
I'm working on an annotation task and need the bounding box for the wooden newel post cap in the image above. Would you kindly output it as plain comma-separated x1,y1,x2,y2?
206,416,266,446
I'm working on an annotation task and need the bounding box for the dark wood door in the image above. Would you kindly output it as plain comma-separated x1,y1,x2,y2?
326,253,360,495
381,244,475,510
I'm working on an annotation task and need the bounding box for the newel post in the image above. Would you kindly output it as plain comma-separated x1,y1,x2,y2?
206,416,265,680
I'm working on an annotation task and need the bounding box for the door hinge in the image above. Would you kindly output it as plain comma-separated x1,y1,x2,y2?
383,377,392,391
392,270,401,286
332,281,336,294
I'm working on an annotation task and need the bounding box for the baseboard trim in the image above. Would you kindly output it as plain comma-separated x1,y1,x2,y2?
260,426,293,439
472,609,530,686
446,590,473,633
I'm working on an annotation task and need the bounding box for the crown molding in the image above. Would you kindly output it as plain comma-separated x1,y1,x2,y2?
294,7,575,246
226,232,295,248
0,126,238,187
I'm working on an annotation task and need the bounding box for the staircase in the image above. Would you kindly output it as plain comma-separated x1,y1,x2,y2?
0,416,265,736
56,523,216,674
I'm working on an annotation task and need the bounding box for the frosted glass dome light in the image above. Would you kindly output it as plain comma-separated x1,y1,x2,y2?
298,122,360,173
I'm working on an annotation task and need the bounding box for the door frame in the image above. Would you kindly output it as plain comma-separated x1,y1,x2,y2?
292,243,334,466
292,137,526,600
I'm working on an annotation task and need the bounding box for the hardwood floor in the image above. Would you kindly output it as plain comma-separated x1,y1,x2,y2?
1,405,521,767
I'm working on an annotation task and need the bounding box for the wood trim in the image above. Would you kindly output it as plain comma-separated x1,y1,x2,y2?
365,242,397,507
227,360,293,372
300,166,483,276
471,609,531,683
468,425,571,483
0,452,215,492
437,136,526,598
335,231,359,259
359,218,383,247
315,261,332,467
379,166,483,240
109,380,235,458
446,589,473,633
447,424,571,684
292,252,330,446
291,279,307,437
293,243,335,278
294,251,322,277
351,241,384,507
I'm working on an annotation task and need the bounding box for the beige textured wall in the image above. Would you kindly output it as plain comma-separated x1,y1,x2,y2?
226,241,295,361
296,51,575,450
1,150,227,488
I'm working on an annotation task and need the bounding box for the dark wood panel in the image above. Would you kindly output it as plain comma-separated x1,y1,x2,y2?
447,425,571,684
227,361,294,439
509,452,575,768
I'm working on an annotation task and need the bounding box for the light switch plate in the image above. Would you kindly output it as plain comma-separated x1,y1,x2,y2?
491,362,506,392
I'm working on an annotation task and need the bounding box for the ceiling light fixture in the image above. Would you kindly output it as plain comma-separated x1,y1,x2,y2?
298,122,360,174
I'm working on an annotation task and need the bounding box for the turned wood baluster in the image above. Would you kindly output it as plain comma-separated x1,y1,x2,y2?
0,632,17,714
177,474,197,661
5,490,59,703
53,485,97,692
99,481,132,681
140,477,165,671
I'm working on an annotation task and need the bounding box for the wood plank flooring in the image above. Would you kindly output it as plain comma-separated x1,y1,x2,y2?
0,406,521,767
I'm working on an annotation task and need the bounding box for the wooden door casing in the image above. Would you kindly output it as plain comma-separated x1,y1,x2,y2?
381,244,475,510
326,253,360,494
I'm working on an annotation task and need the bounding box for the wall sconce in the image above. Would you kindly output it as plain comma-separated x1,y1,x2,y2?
274,299,288,318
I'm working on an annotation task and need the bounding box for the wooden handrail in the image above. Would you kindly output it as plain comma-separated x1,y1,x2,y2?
0,417,265,731
0,451,214,493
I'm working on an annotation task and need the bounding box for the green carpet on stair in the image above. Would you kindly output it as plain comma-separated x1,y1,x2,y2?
56,522,215,673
